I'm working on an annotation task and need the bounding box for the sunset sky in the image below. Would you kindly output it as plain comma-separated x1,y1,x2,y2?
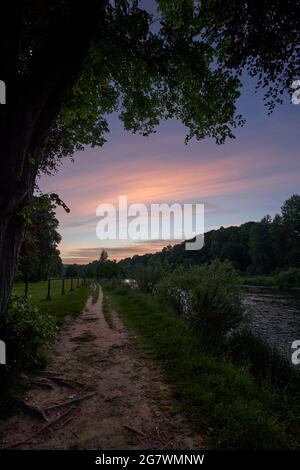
39,76,300,264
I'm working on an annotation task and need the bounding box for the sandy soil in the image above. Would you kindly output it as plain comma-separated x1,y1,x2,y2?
0,286,204,450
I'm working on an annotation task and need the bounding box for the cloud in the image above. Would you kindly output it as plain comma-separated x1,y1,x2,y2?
39,116,300,263
62,240,177,263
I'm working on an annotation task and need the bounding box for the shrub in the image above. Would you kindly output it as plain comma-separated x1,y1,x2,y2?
3,295,57,369
275,268,300,290
157,260,245,343
134,262,165,293
191,261,244,341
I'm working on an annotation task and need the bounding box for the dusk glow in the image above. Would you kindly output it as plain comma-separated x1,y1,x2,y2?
40,80,300,264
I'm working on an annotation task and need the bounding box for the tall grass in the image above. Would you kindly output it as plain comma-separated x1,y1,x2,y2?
227,330,300,393
102,294,114,328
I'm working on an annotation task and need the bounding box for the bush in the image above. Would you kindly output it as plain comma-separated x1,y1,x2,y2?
134,262,165,293
157,260,245,343
3,295,57,369
275,268,300,290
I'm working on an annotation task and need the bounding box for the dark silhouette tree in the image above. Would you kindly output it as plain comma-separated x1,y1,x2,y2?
281,195,300,266
18,196,62,282
99,249,109,263
203,0,300,112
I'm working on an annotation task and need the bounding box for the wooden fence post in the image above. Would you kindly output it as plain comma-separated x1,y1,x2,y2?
71,278,74,291
77,277,79,288
61,278,65,295
46,279,51,300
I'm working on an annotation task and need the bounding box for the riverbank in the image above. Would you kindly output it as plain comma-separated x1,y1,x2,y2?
104,283,300,449
240,268,300,290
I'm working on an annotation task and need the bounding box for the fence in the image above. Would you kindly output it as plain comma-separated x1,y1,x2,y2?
21,278,89,301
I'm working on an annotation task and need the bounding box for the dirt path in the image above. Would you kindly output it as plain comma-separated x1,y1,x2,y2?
0,286,204,450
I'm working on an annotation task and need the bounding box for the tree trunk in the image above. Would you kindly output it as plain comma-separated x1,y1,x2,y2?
0,124,38,331
0,2,105,327
0,212,25,327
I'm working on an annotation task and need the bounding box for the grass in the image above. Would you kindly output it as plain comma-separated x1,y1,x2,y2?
38,284,90,325
102,293,114,328
13,278,83,301
103,284,300,449
13,279,89,325
228,330,300,393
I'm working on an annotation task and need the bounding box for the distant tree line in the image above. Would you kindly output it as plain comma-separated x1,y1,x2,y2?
65,250,123,280
34,194,299,288
119,195,300,281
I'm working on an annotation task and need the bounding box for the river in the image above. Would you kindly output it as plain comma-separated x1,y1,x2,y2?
242,286,300,361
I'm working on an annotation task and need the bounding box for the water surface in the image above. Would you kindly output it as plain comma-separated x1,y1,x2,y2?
242,286,300,361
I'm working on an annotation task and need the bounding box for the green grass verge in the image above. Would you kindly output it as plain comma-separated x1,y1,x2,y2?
13,279,83,301
14,280,90,325
92,282,100,304
38,284,90,325
104,285,300,449
102,293,114,328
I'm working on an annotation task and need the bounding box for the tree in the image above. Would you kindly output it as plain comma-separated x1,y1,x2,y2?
65,264,79,278
0,1,295,322
249,217,274,274
97,260,121,279
84,252,122,279
18,196,62,282
269,214,287,269
203,0,300,112
281,195,300,266
99,249,108,263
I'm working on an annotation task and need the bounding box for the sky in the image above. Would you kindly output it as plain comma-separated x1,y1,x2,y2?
39,76,300,264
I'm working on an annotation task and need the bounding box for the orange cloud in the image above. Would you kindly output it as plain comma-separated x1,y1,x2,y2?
39,132,300,264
